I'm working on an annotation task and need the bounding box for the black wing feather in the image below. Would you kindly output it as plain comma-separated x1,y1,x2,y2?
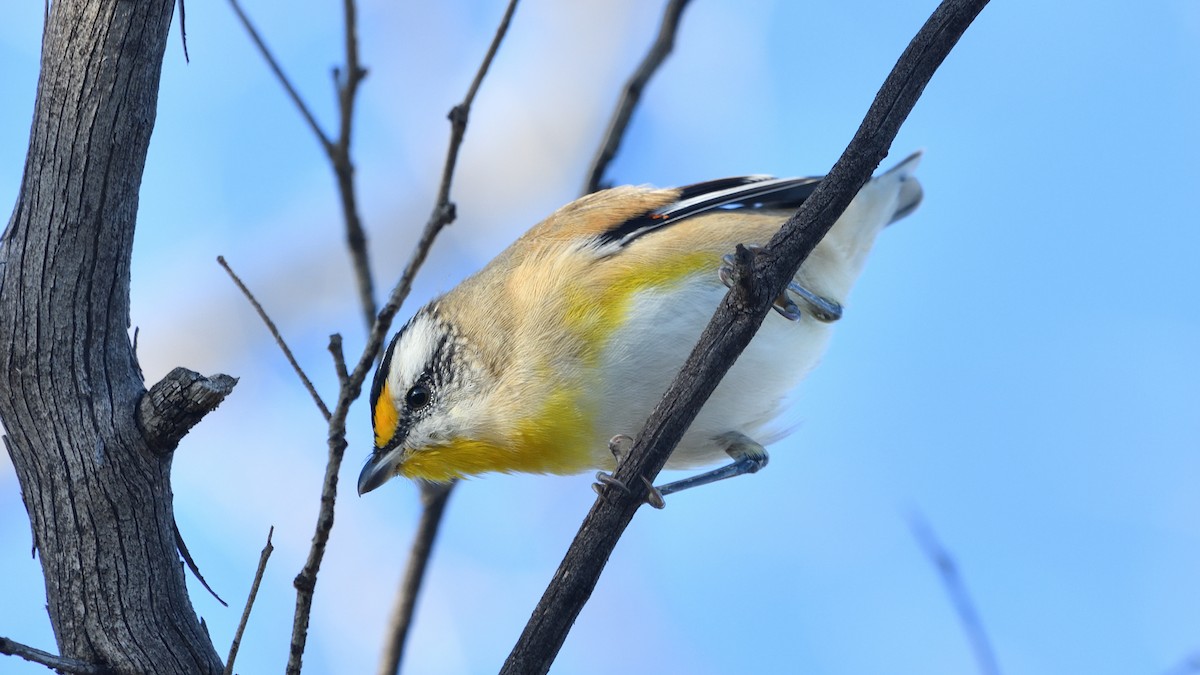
595,174,825,248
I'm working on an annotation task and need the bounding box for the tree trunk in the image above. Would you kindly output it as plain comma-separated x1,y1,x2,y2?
0,0,228,672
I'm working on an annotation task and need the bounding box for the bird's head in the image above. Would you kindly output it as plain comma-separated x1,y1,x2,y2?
357,306,492,494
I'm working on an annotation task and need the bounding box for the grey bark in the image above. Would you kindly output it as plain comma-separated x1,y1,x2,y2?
1,0,228,672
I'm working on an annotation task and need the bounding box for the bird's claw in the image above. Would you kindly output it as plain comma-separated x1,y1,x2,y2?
592,471,632,504
593,435,668,508
642,476,666,510
718,247,841,323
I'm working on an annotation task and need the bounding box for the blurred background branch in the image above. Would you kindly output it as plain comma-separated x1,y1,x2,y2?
227,0,375,330
910,512,1001,675
582,0,693,195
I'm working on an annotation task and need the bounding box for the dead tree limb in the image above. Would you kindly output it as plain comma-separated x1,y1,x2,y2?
0,0,229,672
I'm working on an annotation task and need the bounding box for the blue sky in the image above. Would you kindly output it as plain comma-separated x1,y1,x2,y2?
3,1,1199,673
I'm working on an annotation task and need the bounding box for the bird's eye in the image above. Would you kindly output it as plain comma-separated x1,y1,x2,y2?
405,384,431,410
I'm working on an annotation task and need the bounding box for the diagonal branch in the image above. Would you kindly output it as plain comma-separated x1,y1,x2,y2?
226,0,333,152
582,0,692,195
501,0,992,672
218,256,331,421
285,2,521,673
228,0,377,332
0,636,108,675
224,526,275,675
910,514,1002,675
174,519,228,607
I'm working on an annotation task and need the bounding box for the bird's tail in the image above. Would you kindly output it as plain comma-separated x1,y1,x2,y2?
804,151,924,300
881,149,924,225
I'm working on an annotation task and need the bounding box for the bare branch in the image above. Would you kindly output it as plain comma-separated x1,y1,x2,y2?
177,0,190,63
435,0,519,208
329,334,350,385
376,482,455,675
224,527,275,675
139,367,238,455
331,0,376,331
0,636,109,675
910,514,1001,675
582,0,692,195
501,1,992,671
285,3,521,672
226,0,333,152
230,0,376,330
174,519,228,607
217,256,331,421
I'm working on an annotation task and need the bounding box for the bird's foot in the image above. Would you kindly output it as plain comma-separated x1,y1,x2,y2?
717,245,842,323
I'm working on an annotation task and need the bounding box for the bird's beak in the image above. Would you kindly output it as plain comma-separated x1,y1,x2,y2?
357,448,403,495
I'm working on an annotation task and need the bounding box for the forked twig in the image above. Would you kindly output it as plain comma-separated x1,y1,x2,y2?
910,514,1001,675
285,2,521,673
330,0,375,330
501,0,992,672
225,526,275,675
217,256,331,421
229,0,376,331
582,0,693,194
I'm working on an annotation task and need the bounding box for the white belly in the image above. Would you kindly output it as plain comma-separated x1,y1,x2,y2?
591,276,832,469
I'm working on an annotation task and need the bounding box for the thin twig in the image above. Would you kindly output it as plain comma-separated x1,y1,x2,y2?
432,0,519,211
329,334,349,385
217,256,332,421
177,0,190,63
0,636,109,675
376,482,455,675
500,1,991,672
330,0,377,331
225,526,275,675
174,518,227,606
910,514,1001,675
230,0,376,330
285,2,521,672
582,0,692,195
226,0,333,152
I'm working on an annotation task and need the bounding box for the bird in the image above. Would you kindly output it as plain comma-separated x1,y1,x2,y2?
357,151,923,502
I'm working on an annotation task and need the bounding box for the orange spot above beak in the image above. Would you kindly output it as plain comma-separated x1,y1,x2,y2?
373,381,400,448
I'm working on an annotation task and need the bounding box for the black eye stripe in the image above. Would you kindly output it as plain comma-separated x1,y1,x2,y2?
372,307,465,449
429,331,456,389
